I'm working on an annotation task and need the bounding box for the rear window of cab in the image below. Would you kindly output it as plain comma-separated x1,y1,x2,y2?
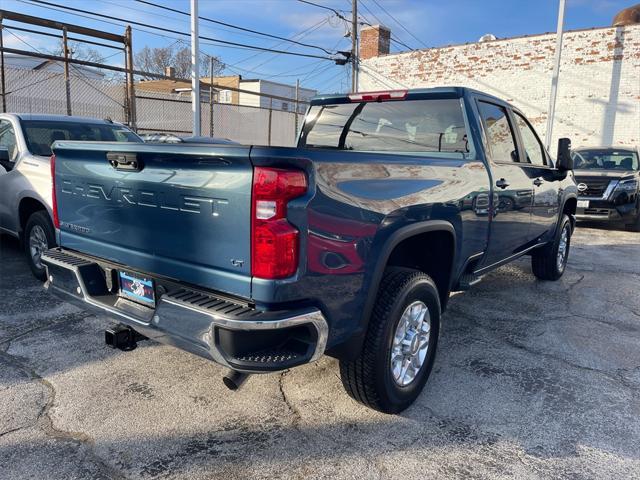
299,98,472,158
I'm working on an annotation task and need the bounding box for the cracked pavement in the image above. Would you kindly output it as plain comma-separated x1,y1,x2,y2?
0,225,639,479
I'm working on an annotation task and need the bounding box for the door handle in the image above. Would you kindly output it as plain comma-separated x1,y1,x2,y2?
533,178,543,187
496,178,509,189
107,152,141,171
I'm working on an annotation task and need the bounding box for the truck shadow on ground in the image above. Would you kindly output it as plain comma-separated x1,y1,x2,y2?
1,231,639,478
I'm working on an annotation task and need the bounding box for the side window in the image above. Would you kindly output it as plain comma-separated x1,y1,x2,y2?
514,112,546,166
478,101,518,163
0,120,18,162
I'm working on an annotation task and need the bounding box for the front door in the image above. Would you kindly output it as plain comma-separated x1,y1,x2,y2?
512,111,560,241
476,101,534,268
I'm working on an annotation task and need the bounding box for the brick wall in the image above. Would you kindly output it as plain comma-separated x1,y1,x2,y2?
359,24,640,149
360,25,391,60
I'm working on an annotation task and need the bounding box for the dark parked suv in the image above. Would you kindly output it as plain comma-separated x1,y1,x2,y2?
572,147,640,231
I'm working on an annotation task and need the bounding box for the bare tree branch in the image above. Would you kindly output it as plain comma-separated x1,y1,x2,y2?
134,45,224,80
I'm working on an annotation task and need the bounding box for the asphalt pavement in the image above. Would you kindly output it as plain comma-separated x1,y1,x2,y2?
0,225,639,479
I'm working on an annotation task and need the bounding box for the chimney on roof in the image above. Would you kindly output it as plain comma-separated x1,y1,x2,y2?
612,4,640,26
165,66,175,78
359,24,391,60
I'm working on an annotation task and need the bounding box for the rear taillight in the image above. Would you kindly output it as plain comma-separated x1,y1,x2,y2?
251,167,307,279
50,154,60,229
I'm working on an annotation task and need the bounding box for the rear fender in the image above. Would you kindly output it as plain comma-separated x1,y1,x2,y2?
329,220,457,360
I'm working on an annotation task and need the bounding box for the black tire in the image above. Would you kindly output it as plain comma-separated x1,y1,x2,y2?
531,214,572,281
24,211,56,281
339,268,441,414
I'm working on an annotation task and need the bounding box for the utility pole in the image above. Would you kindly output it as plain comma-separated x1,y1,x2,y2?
545,0,566,151
351,0,358,92
191,0,201,136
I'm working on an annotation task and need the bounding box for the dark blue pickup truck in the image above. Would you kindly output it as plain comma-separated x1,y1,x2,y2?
42,87,578,413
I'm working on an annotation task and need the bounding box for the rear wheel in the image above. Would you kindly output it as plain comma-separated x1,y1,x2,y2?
24,211,56,281
339,268,440,413
531,214,571,281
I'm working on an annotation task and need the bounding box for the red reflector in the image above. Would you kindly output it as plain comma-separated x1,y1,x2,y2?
253,220,299,279
348,90,408,102
50,154,60,229
251,167,307,280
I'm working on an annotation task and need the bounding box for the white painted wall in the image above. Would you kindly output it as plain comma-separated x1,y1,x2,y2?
238,80,316,113
359,24,640,150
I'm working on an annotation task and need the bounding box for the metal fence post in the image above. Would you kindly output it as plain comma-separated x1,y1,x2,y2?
209,56,214,137
294,78,299,137
125,26,137,130
0,14,7,113
122,46,130,125
62,27,71,116
267,97,273,146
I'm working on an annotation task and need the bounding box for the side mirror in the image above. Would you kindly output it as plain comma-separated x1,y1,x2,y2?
556,138,573,171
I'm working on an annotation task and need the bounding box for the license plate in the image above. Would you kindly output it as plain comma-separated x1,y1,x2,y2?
119,271,155,306
577,200,589,209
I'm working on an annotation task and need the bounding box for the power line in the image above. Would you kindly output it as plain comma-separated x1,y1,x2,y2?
369,0,429,49
134,0,338,55
357,16,413,51
297,0,350,21
238,18,330,71
298,36,345,83
357,59,408,89
4,27,126,106
16,0,208,52
357,0,416,51
12,0,346,85
96,0,273,43
208,17,328,68
27,0,336,61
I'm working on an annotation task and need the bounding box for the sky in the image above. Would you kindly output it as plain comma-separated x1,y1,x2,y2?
1,0,634,93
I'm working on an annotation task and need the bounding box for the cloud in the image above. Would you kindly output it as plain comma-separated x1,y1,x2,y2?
2,30,54,53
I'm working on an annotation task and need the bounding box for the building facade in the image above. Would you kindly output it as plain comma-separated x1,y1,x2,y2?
136,74,315,113
358,23,640,149
237,79,315,114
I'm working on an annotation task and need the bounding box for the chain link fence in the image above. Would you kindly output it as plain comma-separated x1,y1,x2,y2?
133,88,304,145
3,62,306,147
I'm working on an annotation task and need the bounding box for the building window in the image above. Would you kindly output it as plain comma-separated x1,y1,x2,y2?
281,102,289,112
219,90,232,104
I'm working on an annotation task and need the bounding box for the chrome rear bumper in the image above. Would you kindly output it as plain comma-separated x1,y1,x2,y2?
42,248,328,373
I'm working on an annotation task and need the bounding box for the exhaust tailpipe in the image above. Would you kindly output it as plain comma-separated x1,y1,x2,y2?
222,369,250,391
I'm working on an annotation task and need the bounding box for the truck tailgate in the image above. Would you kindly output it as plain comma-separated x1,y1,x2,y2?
52,142,253,298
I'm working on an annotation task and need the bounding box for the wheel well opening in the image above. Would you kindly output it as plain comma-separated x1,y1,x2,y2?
563,197,577,229
386,231,455,308
19,198,47,232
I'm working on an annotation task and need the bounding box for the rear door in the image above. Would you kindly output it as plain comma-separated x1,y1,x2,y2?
512,111,560,241
476,100,534,268
54,142,254,298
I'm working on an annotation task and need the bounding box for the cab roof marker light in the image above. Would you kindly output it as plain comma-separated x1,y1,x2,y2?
348,90,408,102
